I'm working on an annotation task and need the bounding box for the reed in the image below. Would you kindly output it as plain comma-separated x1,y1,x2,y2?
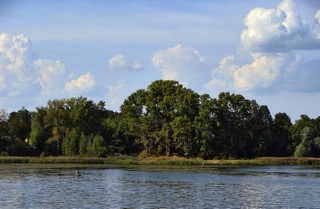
254,157,320,165
103,155,139,165
0,156,31,163
1,156,320,166
139,157,320,166
140,157,204,165
29,156,105,164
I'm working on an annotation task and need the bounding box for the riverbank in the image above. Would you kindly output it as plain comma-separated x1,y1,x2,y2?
1,156,320,166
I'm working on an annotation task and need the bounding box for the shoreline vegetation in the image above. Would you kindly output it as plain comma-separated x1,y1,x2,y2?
1,156,320,166
2,80,320,161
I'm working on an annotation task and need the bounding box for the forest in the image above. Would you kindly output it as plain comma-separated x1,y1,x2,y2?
1,80,320,159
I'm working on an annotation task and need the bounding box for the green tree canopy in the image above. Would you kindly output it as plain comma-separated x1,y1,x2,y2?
121,80,200,157
2,80,320,158
7,108,32,141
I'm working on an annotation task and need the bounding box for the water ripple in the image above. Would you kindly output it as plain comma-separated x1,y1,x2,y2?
0,166,319,208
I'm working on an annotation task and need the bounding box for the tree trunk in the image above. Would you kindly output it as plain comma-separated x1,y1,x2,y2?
166,144,170,157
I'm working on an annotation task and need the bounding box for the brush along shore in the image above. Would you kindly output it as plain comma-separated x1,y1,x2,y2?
1,156,320,166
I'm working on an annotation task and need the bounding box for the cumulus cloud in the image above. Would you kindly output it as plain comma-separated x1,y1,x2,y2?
314,10,320,38
108,54,143,71
152,44,210,90
206,54,283,93
208,52,320,94
65,72,96,95
33,59,68,96
240,0,320,52
0,32,100,100
204,55,237,91
316,10,320,24
206,0,320,95
233,53,293,92
0,33,38,96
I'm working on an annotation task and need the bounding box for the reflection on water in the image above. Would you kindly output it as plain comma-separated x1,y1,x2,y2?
0,165,319,208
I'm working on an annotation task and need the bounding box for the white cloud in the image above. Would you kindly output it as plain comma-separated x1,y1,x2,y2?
207,52,320,94
0,33,101,99
0,33,38,96
233,53,291,91
33,59,68,96
240,0,320,52
316,10,320,24
314,10,320,38
152,44,211,90
65,72,96,95
206,0,320,95
204,55,237,92
108,54,143,71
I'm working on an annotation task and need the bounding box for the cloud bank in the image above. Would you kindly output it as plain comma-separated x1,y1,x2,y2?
0,33,144,112
33,59,68,96
0,33,37,96
1,0,320,114
0,33,98,99
240,0,320,52
207,0,320,94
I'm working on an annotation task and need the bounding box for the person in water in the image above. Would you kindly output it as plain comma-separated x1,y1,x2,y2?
75,171,81,177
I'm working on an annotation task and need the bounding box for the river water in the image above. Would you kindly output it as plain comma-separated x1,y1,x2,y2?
0,165,319,208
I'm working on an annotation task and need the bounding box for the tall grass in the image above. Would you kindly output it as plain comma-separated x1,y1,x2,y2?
1,156,320,165
0,156,31,163
254,157,320,165
29,157,105,164
103,155,139,165
140,157,204,166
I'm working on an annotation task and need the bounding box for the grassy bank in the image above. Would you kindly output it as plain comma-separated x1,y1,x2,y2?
1,156,320,166
139,156,320,166
0,156,139,165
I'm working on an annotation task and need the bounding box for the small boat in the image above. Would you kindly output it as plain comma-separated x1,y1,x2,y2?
75,171,81,177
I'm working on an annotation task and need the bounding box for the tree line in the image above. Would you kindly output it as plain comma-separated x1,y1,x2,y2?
1,80,320,159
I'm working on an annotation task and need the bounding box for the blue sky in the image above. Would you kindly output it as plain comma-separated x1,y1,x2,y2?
0,0,320,122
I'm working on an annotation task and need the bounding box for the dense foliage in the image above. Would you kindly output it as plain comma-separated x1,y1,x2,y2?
1,80,320,158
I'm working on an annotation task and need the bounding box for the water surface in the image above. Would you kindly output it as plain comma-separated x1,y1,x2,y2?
0,165,319,208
